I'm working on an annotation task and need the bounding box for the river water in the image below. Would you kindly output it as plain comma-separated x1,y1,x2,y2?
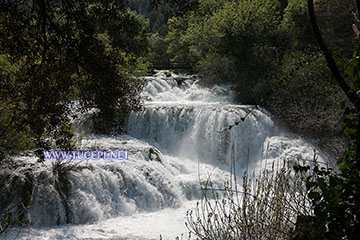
3,71,324,240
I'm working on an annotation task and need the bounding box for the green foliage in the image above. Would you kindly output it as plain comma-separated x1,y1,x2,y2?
294,152,360,239
315,0,355,56
281,0,315,50
166,0,284,102
148,33,171,68
166,14,196,68
266,51,345,137
0,55,35,159
293,46,360,240
0,0,149,161
166,0,350,146
127,0,171,36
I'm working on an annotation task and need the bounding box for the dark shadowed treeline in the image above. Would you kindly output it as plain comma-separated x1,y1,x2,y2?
127,0,171,36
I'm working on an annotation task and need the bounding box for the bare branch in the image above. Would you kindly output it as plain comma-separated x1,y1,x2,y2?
307,0,360,112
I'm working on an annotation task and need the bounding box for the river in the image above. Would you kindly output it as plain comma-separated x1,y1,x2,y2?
2,71,325,240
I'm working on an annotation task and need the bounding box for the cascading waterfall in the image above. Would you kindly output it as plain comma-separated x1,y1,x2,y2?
126,72,277,169
1,70,325,239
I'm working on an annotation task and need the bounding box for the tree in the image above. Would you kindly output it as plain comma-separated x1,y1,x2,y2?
0,0,148,160
292,1,360,239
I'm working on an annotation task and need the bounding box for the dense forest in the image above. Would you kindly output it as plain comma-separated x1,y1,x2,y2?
1,0,360,239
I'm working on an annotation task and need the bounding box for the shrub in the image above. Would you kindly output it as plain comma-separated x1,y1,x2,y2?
186,158,315,240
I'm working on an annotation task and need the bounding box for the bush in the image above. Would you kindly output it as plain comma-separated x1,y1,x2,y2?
186,159,313,240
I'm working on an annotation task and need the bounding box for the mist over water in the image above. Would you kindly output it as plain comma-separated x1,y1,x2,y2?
3,71,325,240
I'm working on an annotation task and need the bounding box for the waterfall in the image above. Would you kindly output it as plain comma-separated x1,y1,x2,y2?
1,70,325,239
128,72,276,166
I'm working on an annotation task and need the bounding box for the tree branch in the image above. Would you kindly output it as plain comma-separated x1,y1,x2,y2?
357,0,360,21
307,0,360,112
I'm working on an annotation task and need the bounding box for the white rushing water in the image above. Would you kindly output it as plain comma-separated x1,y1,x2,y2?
2,71,325,240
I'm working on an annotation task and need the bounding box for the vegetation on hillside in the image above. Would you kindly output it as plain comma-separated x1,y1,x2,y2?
127,0,171,36
166,0,354,152
129,0,196,68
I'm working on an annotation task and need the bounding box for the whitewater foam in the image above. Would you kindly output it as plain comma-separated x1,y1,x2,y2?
2,70,325,239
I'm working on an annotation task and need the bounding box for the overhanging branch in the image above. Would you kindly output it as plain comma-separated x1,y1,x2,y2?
307,0,360,112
